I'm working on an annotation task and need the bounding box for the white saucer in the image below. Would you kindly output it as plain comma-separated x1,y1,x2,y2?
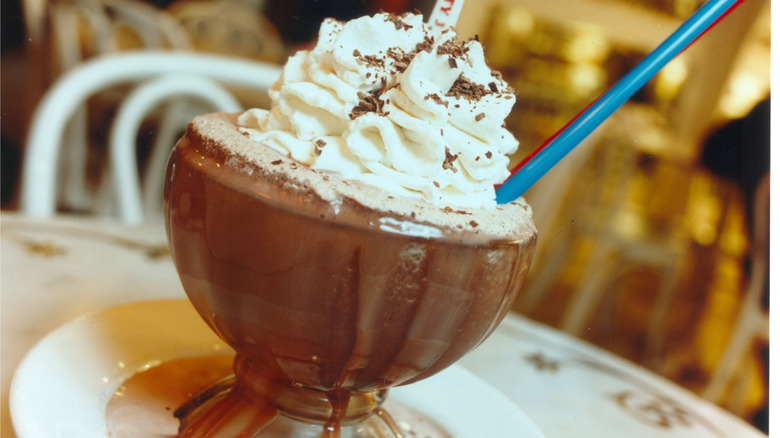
10,300,545,438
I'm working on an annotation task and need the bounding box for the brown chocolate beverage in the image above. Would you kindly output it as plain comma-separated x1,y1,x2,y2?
164,113,536,436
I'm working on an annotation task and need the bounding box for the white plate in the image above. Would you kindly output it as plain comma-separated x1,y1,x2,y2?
10,300,545,438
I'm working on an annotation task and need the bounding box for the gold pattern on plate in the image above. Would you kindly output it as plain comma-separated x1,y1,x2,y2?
23,240,67,257
613,391,693,430
524,353,560,373
4,224,170,261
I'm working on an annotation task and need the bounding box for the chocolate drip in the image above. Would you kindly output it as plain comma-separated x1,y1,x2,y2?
320,247,360,388
351,242,430,389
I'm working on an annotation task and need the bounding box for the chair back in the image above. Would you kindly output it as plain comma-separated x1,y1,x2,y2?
20,51,281,224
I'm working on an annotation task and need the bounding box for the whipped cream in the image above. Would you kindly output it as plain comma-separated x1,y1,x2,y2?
238,12,518,208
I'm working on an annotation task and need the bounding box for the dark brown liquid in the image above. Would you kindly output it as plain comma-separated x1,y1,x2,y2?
106,355,234,437
165,136,533,391
162,114,536,434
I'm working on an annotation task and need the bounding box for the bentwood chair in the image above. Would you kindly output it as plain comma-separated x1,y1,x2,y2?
20,51,281,225
701,173,769,415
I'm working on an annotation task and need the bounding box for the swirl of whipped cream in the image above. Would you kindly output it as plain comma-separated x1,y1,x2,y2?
238,12,518,208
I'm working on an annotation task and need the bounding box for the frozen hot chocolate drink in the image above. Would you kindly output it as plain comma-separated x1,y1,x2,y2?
165,11,536,438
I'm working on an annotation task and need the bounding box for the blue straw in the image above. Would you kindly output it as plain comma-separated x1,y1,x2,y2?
495,0,742,204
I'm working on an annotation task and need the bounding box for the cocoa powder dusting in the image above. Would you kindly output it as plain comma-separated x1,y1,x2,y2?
442,206,471,215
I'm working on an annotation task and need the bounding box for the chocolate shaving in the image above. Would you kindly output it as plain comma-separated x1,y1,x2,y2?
442,147,458,173
386,47,404,62
425,93,448,107
488,81,498,92
475,112,485,121
393,61,408,71
385,14,412,31
469,220,479,228
386,47,411,72
355,52,385,68
446,74,489,101
436,39,469,60
448,57,458,69
350,89,388,119
271,159,282,165
386,37,432,73
415,36,434,54
315,139,326,156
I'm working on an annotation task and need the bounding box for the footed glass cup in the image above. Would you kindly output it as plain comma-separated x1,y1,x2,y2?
164,128,536,437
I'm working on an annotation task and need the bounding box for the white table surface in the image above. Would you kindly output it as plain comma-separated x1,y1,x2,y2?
0,212,766,437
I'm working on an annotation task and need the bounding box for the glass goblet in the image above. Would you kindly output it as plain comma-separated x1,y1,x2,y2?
164,113,537,437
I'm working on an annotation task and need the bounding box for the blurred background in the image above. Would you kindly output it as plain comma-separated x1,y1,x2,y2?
0,0,770,433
